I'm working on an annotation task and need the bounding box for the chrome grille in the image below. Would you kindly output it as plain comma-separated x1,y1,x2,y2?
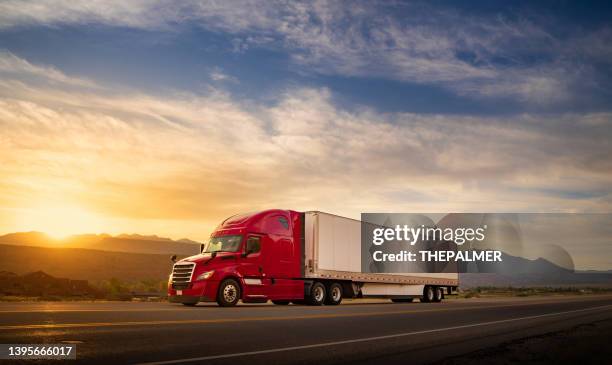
171,262,195,286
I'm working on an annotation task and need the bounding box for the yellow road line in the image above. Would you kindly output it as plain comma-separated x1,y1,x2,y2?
1,298,610,330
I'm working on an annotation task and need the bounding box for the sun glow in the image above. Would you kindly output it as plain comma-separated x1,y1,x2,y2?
14,204,106,240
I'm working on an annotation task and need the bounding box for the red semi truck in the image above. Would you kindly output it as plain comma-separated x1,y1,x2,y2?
168,210,459,307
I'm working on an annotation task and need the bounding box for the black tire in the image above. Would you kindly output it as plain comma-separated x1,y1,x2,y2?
182,302,197,306
272,300,290,305
325,283,343,305
421,286,435,303
391,298,414,303
433,287,443,302
217,278,241,307
306,282,326,306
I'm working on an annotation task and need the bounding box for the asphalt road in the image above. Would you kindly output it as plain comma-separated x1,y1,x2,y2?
1,295,611,365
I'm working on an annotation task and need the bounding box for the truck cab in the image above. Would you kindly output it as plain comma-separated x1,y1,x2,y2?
168,209,304,306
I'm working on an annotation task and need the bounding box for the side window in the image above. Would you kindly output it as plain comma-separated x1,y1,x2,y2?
246,236,261,254
261,215,291,235
278,216,289,230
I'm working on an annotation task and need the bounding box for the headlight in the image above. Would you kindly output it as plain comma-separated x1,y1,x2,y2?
195,270,215,281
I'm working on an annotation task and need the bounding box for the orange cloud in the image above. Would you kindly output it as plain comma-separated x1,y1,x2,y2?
0,53,611,242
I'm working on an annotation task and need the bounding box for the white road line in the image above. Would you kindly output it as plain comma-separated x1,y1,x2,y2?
135,304,612,365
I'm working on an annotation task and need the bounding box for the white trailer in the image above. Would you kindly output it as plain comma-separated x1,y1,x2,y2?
302,211,458,303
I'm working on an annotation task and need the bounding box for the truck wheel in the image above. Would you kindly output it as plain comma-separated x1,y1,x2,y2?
307,282,326,306
217,279,241,307
421,286,435,303
325,283,343,305
272,300,290,305
391,298,413,303
433,287,443,302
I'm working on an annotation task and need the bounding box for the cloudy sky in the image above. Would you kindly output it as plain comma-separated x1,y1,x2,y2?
0,1,611,244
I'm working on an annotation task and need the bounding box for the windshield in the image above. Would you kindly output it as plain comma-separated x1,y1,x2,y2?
204,235,242,253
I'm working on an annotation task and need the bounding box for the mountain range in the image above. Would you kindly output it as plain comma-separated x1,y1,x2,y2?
0,232,609,287
0,231,201,255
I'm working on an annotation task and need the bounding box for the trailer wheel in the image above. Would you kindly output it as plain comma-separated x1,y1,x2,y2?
272,300,290,305
307,282,326,306
433,287,443,302
421,286,435,303
217,278,241,307
325,283,343,305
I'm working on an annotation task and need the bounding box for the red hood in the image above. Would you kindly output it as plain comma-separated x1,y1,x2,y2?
178,252,235,265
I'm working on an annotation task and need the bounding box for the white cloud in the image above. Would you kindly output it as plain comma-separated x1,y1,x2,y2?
0,0,169,29
209,67,238,83
0,50,97,88
456,72,572,104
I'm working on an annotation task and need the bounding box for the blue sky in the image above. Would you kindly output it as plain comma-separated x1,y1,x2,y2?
1,1,611,114
0,0,611,268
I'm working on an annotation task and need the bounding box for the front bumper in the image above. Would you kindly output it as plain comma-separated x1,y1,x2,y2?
168,280,219,303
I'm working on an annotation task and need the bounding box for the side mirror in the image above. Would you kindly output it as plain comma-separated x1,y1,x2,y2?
200,243,205,254
170,254,177,263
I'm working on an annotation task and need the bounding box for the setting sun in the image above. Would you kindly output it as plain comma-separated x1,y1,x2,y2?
13,204,106,240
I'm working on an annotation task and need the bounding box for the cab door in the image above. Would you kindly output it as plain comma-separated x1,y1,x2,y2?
258,215,301,300
239,234,267,299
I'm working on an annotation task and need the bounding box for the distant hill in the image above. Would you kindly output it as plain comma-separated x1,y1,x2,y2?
458,251,574,275
0,232,201,255
460,252,612,288
0,270,98,297
0,232,53,247
460,272,612,288
0,244,184,282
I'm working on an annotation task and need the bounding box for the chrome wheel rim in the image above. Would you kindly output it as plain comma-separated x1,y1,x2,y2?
427,288,434,301
223,284,237,303
331,286,341,301
314,286,324,302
